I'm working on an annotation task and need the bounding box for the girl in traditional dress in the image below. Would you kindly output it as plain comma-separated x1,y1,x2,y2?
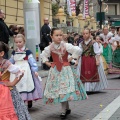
0,41,32,120
99,26,113,68
112,41,120,71
95,36,108,75
109,37,120,73
79,29,108,92
109,27,120,73
9,34,42,108
40,28,87,119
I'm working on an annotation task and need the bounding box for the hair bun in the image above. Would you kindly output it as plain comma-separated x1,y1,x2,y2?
0,42,9,53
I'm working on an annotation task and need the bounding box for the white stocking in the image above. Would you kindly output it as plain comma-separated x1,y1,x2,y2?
61,101,69,113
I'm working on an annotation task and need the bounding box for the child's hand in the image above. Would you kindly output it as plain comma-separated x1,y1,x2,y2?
45,62,51,67
35,72,39,77
92,40,96,43
96,61,100,66
3,81,14,87
68,57,73,62
3,72,24,87
19,72,24,80
74,43,77,46
74,60,78,66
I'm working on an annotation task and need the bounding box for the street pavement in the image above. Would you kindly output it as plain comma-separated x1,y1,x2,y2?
28,71,120,120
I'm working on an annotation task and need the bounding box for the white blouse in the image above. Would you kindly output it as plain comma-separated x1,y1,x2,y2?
115,34,120,42
93,43,103,55
79,40,103,55
40,42,82,63
99,32,113,43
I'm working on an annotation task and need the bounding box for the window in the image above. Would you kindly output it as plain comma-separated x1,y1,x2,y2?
106,4,118,15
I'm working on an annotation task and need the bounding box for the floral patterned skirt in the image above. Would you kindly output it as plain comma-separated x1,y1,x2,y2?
44,66,88,104
11,87,32,120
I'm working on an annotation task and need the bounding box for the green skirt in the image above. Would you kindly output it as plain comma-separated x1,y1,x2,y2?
103,44,112,64
112,48,120,68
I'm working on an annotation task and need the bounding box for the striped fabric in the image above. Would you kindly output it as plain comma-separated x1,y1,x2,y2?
84,57,108,92
1,71,10,81
1,71,13,90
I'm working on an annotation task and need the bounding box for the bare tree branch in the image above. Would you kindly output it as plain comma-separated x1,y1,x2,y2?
55,0,60,4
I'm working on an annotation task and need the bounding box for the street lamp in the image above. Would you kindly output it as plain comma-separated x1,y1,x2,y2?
97,0,108,28
97,0,106,29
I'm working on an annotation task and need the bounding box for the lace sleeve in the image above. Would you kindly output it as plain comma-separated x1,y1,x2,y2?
7,64,23,78
40,46,51,63
65,43,81,58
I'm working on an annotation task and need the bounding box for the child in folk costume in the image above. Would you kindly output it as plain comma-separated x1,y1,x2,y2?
96,36,108,75
9,34,42,108
79,29,108,92
112,41,120,72
99,26,113,68
0,42,32,120
40,28,87,119
108,27,120,73
109,37,120,73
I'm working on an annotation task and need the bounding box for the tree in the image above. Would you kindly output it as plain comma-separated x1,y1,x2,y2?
55,0,60,5
52,3,59,16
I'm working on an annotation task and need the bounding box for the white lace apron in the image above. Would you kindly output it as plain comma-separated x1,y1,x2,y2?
10,52,35,93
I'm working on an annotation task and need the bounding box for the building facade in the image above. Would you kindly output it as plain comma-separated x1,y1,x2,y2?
105,0,120,20
0,0,52,27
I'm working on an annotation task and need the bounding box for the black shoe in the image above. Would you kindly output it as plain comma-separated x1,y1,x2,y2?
60,112,67,119
66,109,71,115
28,101,32,108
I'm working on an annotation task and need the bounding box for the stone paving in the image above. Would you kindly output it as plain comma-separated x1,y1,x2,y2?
109,107,120,120
29,73,120,120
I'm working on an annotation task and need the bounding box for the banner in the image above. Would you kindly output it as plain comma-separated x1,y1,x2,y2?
70,0,76,13
83,0,89,18
67,0,72,16
67,0,76,16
